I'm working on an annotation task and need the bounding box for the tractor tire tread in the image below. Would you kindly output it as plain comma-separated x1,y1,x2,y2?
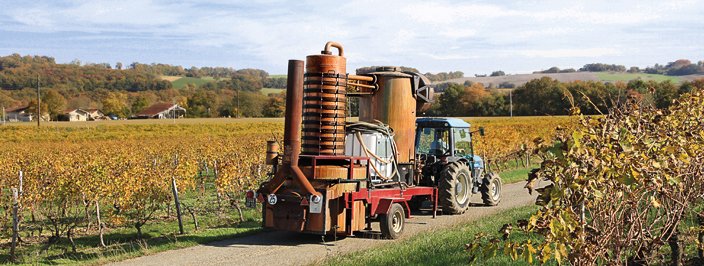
481,172,502,206
438,162,471,215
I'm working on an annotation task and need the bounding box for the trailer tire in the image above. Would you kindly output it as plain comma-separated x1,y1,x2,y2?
439,162,472,214
481,172,502,206
380,203,405,239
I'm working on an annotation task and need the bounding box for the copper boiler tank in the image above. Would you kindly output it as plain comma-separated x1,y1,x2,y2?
358,67,417,164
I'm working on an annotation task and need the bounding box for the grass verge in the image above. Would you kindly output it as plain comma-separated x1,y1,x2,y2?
321,205,541,266
500,165,536,184
5,204,262,265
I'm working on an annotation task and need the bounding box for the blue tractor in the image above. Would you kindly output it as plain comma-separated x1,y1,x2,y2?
415,117,502,214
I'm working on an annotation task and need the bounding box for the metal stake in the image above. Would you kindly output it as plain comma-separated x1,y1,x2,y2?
37,75,41,127
509,89,513,117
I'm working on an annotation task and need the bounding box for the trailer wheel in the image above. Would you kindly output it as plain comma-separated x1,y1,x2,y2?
380,203,405,239
481,172,502,206
439,162,472,214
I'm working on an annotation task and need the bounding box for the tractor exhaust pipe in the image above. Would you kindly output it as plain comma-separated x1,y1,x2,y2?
261,60,320,197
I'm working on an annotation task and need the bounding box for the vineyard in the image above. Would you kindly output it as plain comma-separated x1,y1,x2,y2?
467,86,704,264
0,116,575,264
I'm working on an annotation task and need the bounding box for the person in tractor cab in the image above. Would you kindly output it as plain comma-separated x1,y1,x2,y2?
429,129,449,155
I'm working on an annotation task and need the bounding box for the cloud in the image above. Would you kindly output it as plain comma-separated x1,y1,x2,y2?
0,0,701,74
516,48,621,58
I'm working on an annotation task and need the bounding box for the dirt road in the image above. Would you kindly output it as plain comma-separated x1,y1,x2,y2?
111,181,536,266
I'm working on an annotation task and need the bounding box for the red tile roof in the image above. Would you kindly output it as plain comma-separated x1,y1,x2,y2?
136,103,179,116
6,106,29,113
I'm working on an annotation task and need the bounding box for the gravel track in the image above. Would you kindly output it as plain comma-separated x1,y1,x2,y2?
111,181,536,266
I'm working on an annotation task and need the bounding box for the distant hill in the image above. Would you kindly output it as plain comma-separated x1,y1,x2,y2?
445,72,704,88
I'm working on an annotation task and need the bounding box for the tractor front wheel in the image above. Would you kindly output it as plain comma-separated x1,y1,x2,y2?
439,162,472,214
380,203,405,239
481,172,502,206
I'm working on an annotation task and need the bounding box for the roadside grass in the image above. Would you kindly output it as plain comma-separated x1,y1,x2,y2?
499,165,536,184
596,72,680,83
6,191,263,265
489,156,539,184
321,205,542,266
15,219,262,265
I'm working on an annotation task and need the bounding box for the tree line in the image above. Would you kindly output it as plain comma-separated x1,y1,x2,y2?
426,77,704,117
0,54,287,119
534,59,704,76
2,54,702,120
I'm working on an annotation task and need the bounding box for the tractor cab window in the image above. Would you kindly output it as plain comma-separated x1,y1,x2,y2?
453,128,472,156
417,127,450,156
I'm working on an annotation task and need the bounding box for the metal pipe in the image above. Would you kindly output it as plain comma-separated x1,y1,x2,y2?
323,41,344,56
283,59,304,165
262,60,320,197
348,75,374,82
347,82,377,90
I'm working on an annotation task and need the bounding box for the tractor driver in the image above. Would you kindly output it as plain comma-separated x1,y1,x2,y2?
430,129,449,155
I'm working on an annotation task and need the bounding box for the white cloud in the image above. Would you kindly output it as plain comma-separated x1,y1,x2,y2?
517,48,621,58
0,0,701,73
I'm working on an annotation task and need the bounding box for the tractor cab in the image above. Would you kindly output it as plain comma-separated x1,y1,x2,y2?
415,118,500,213
415,117,482,166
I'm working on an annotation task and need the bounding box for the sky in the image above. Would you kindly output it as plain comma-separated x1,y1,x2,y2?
0,0,702,75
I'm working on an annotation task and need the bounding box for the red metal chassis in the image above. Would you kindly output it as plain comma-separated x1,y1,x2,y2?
301,155,439,236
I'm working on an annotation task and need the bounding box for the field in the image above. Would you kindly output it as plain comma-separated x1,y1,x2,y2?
261,87,284,95
160,75,284,95
595,72,680,82
447,71,702,87
161,76,215,89
171,77,215,89
0,116,577,264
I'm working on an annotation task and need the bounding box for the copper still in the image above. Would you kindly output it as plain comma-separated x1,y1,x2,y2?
301,42,347,155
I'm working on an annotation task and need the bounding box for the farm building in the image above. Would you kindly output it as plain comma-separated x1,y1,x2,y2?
134,103,186,119
59,108,107,121
61,109,89,121
5,106,49,122
84,109,107,120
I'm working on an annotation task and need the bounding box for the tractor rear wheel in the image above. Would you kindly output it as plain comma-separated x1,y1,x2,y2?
481,172,502,206
380,203,405,239
439,162,472,214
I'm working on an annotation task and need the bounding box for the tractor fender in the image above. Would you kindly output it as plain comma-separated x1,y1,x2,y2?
449,157,470,165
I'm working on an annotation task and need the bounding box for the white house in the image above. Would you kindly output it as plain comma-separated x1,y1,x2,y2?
84,109,106,120
60,108,107,121
62,109,89,121
5,106,48,122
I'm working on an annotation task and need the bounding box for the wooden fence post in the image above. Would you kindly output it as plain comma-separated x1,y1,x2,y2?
172,177,184,235
96,200,106,248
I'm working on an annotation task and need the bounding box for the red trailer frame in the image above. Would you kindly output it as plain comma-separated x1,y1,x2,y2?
299,155,439,236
